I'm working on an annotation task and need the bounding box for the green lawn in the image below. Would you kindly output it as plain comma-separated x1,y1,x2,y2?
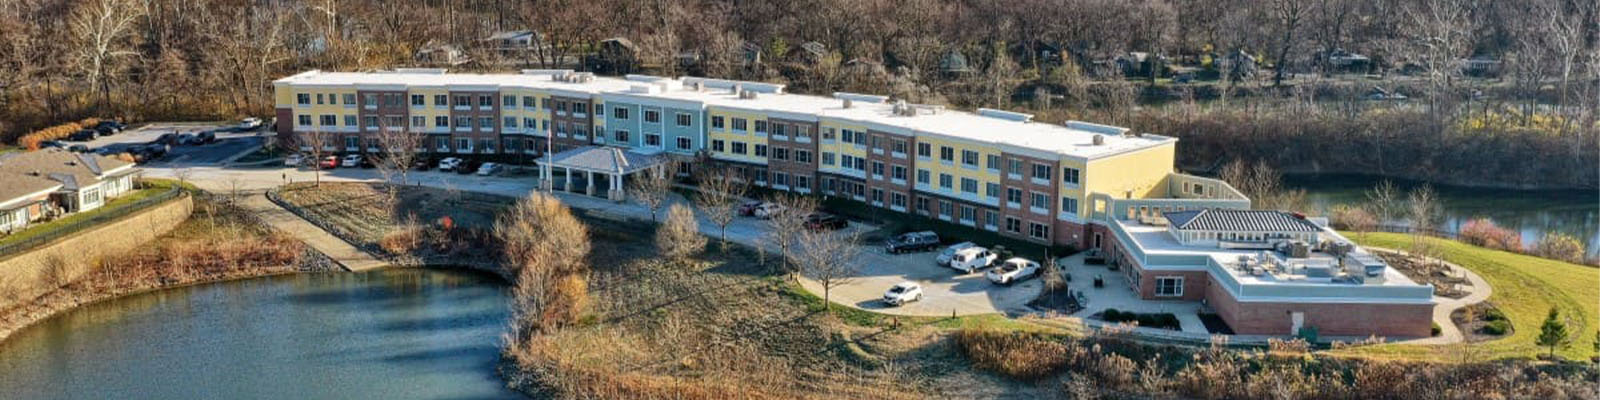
1332,232,1599,361
0,185,171,249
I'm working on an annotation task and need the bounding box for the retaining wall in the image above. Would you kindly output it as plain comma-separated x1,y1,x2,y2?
0,195,194,309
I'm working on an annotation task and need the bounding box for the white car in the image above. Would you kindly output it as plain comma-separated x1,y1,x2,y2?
438,157,463,171
882,282,923,306
340,154,362,168
283,153,304,167
947,246,998,274
935,242,978,266
476,162,502,176
753,202,785,219
239,117,262,130
986,257,1041,285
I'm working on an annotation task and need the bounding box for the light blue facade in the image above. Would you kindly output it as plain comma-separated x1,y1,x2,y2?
600,93,706,156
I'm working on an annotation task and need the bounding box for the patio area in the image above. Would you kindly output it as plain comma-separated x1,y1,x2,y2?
1056,253,1211,334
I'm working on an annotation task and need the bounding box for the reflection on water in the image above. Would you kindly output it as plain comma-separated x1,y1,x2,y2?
1286,174,1599,257
0,269,521,400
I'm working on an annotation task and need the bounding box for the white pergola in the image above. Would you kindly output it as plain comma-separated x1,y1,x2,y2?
538,146,667,202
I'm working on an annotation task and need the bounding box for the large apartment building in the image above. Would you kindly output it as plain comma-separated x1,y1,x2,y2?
274,69,1433,337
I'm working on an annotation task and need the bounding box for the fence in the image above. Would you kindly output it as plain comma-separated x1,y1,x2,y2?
0,184,186,258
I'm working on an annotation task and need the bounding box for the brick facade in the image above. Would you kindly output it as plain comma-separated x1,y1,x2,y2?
864,130,914,211
766,118,819,193
1204,282,1434,337
998,152,1059,245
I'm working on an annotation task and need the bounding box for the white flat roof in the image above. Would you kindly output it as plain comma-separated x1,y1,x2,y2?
276,70,1173,160
1116,221,1423,288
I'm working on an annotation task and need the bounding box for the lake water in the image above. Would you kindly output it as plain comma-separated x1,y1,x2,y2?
1287,174,1599,257
0,269,521,400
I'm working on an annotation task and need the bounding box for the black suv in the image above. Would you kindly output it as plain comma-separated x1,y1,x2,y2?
68,129,98,141
885,231,941,254
804,213,848,231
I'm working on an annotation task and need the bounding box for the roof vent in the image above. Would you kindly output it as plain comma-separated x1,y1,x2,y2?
842,98,853,109
730,83,742,95
1092,134,1105,146
739,90,759,99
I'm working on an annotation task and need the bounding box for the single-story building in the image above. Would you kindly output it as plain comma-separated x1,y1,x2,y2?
0,149,139,233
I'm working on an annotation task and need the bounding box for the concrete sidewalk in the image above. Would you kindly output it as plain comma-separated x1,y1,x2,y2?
238,193,387,272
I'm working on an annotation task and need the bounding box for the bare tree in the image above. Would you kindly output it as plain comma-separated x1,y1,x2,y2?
302,130,335,187
692,167,747,249
764,193,817,275
796,228,862,312
655,203,706,266
1403,0,1474,117
1363,179,1400,224
1406,184,1441,265
495,193,592,340
627,161,678,221
70,0,145,109
1267,0,1308,87
374,126,423,215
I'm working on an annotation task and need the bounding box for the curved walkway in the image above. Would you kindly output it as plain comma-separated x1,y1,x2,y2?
238,193,388,272
1368,247,1492,345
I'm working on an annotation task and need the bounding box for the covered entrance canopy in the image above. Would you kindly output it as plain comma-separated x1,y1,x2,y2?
538,146,668,201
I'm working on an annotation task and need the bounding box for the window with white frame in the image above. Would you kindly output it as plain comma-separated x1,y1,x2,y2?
1062,167,1081,185
1155,277,1184,297
1029,222,1049,240
644,133,661,146
613,107,629,119
1061,197,1079,215
675,113,692,126
644,110,660,123
712,139,725,152
711,116,724,129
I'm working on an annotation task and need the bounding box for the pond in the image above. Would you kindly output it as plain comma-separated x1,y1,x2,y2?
0,269,521,400
1287,173,1599,258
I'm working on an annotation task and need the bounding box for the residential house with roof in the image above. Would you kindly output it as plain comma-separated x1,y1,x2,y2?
0,149,139,233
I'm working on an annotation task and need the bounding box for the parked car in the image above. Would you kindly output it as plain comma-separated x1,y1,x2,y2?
476,162,503,176
95,120,126,134
804,213,848,230
456,159,483,175
67,144,89,153
885,231,940,254
753,202,785,219
68,129,98,141
882,282,923,306
140,144,169,159
239,117,263,130
986,258,1042,285
948,247,998,274
360,155,379,169
175,133,198,145
737,200,765,216
154,133,178,145
38,140,67,149
318,155,339,169
283,153,305,167
196,131,216,144
437,157,463,171
935,242,979,266
340,154,362,168
412,159,433,171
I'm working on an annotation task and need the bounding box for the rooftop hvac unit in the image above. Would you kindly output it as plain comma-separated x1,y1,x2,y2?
842,98,853,108
730,83,742,95
1092,134,1105,146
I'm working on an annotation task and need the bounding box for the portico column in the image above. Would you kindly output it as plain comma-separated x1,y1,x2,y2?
609,172,624,202
585,170,595,196
564,167,573,193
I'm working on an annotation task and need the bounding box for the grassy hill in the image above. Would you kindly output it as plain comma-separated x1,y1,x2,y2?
1334,232,1599,361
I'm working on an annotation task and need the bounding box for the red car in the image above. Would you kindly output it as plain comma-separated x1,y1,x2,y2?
804,213,848,230
318,155,339,169
737,200,764,216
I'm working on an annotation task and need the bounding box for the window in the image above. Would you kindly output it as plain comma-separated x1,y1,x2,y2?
797,126,811,139
871,188,884,203
986,183,1000,198
1155,277,1184,297
478,95,494,107
773,173,788,187
772,124,786,137
644,110,660,123
822,128,835,140
939,146,954,162
755,170,768,183
962,150,979,166
435,137,449,149
644,133,661,146
891,165,906,180
434,95,448,106
961,206,975,222
890,192,906,208
317,94,326,105
916,169,930,184
797,150,812,163
892,140,907,154
480,139,496,152
411,95,425,106
613,107,629,119
503,96,517,107
342,115,357,127
504,117,519,128
939,201,953,217
712,140,726,152
616,130,630,142
412,116,426,127
732,142,747,154
1031,192,1050,210
435,116,449,127
1062,167,1081,185
1005,217,1022,233
986,154,1001,170
1061,197,1079,215
915,197,929,213
842,129,856,144
754,120,768,133
711,116,724,129
1006,188,1023,205
523,96,535,108
478,117,494,130
821,152,835,165
985,210,998,228
297,115,311,126
676,137,692,150
319,115,336,126
362,116,379,128
541,98,551,109
675,113,692,127
797,176,810,190
344,136,359,148
296,93,310,105
771,147,787,160
1032,163,1052,181
961,178,978,194
938,174,952,189
754,144,768,157
343,94,356,105
1008,159,1024,176
732,118,747,131
454,96,471,107
1029,222,1050,240
573,103,588,114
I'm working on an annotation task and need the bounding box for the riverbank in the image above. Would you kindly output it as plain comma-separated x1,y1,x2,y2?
0,197,325,344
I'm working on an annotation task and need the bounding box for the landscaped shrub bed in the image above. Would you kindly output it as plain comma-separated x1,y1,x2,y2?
1099,308,1182,330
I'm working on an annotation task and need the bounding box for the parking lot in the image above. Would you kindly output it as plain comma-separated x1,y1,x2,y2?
796,239,1044,317
73,122,266,165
